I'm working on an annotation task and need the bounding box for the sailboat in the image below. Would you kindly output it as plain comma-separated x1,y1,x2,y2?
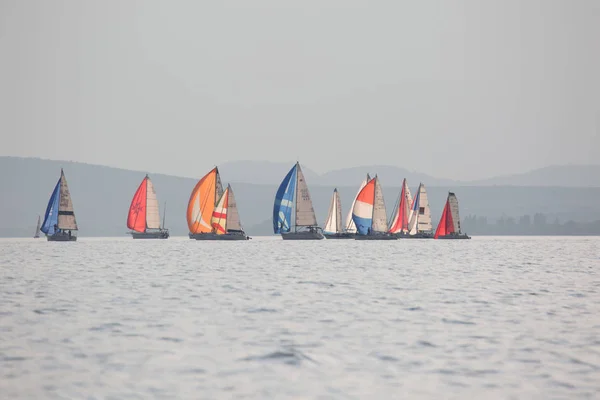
434,192,471,239
353,176,397,240
187,167,249,240
323,188,345,238
337,174,370,238
405,182,434,239
34,215,41,238
127,175,169,239
40,169,78,241
273,162,324,240
387,178,413,237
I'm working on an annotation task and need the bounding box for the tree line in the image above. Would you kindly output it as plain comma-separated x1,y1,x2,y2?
462,213,600,235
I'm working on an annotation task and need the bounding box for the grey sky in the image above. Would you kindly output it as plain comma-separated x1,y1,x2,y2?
1,0,598,180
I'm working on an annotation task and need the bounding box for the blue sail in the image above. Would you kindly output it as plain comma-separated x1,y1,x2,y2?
273,164,297,233
41,178,61,235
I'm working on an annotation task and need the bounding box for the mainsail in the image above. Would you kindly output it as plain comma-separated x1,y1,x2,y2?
295,164,318,227
324,189,342,234
41,169,78,235
226,185,243,232
34,215,41,238
408,183,432,234
145,178,161,229
448,192,461,233
187,167,219,234
352,177,375,235
372,177,388,232
344,174,370,233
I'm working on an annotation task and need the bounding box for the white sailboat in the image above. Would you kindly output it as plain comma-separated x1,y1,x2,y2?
127,175,169,239
34,215,41,239
406,182,434,238
273,162,324,240
323,188,347,238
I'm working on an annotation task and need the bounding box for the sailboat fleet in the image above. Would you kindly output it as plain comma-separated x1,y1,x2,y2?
37,164,470,241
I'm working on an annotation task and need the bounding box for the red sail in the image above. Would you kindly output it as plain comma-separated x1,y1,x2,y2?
127,177,148,232
434,198,455,239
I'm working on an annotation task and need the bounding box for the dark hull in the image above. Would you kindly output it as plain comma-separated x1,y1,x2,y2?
191,232,250,241
398,232,434,239
437,233,471,240
47,234,77,242
281,231,324,240
131,231,169,239
324,232,355,239
355,234,397,240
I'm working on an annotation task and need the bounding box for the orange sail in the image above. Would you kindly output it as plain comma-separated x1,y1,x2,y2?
128,176,148,233
434,198,454,239
211,187,229,234
187,168,219,234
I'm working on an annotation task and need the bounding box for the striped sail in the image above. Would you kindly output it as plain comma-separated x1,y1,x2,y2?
211,186,229,234
187,167,219,234
57,170,77,230
295,163,318,227
324,189,342,234
352,178,375,235
273,164,297,233
344,174,370,233
372,176,388,233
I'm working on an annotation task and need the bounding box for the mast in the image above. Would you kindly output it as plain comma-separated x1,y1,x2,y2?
294,162,298,233
162,202,167,229
370,176,376,233
144,175,149,232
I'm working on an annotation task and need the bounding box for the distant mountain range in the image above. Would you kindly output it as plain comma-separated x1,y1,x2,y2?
219,160,600,187
1,156,600,237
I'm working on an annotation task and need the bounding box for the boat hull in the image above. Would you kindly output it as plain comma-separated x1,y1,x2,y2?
281,231,324,240
397,232,434,239
131,231,170,239
191,232,250,240
324,232,355,239
46,233,77,242
437,233,471,240
355,234,397,240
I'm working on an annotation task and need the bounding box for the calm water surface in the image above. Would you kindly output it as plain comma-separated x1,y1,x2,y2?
1,236,599,399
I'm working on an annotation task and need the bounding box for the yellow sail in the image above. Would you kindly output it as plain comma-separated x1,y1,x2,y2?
187,168,218,234
211,187,229,234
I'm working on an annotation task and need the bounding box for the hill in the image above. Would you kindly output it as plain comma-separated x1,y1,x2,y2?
2,157,600,237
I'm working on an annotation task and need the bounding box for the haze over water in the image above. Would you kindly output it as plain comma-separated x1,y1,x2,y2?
1,236,599,398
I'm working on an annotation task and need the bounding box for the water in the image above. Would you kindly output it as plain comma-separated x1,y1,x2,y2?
1,236,599,399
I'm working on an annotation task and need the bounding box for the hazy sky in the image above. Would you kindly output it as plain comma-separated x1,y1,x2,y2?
1,0,598,180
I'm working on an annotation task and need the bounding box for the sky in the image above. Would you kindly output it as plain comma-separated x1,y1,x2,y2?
1,0,598,180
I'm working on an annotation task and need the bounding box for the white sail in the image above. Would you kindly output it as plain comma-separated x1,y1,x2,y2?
295,164,318,227
211,186,229,233
405,180,413,227
145,178,161,229
345,174,370,233
57,170,78,230
372,177,388,233
215,170,224,203
226,185,243,232
448,192,461,233
34,215,41,237
408,183,421,235
417,183,432,232
324,189,342,234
